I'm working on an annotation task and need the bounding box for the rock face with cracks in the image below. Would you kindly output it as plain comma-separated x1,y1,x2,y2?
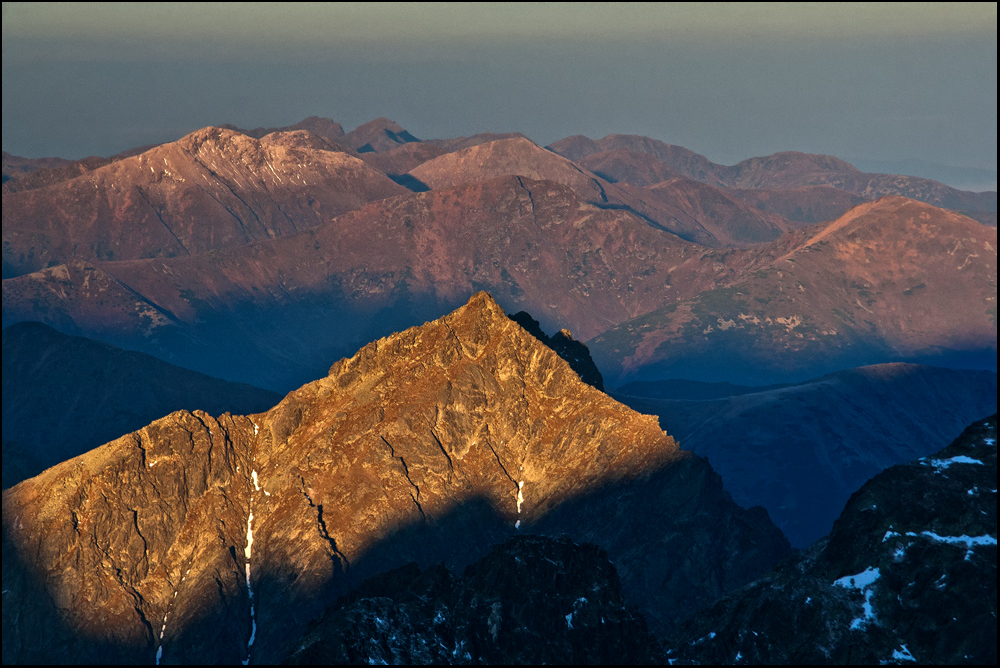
1,292,788,663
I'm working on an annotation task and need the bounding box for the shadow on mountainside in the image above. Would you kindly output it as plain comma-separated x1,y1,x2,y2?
2,455,788,664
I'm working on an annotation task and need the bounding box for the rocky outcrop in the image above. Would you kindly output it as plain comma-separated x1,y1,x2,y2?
669,414,998,665
286,535,660,665
1,292,788,663
508,310,604,391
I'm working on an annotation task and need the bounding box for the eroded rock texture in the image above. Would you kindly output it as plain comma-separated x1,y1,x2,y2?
2,292,788,663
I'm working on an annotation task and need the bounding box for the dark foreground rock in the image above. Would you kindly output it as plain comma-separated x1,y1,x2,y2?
669,414,998,665
286,535,659,665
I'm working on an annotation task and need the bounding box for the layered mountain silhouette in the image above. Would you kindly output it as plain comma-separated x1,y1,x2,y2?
2,127,407,277
550,133,997,215
342,117,421,153
590,197,998,384
3,113,997,665
2,151,74,185
1,293,788,663
670,414,998,664
1,322,280,488
615,363,998,546
220,115,346,142
5,181,994,390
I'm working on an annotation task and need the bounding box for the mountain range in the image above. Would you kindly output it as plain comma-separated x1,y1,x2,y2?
2,114,996,664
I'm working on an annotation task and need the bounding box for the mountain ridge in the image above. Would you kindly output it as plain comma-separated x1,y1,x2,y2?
2,126,408,277
1,292,789,663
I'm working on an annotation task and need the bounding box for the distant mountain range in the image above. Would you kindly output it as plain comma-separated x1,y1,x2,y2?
1,118,995,664
2,127,407,277
4,118,994,390
590,196,997,385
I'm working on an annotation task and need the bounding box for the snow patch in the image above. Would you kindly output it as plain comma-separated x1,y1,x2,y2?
849,589,877,630
243,498,257,663
926,455,984,470
565,612,574,629
892,644,916,662
516,481,525,514
833,567,880,590
245,511,255,561
834,568,880,631
908,531,996,560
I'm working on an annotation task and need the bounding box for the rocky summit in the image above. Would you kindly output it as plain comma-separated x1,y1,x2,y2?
0,292,788,664
669,414,998,665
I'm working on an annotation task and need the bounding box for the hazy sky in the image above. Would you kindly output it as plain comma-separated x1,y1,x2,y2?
3,2,996,172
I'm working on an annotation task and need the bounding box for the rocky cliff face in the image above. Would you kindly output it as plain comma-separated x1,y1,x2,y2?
1,292,788,664
670,414,998,665
508,310,604,391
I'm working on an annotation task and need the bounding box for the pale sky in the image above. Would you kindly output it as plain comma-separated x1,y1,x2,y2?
3,3,996,174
